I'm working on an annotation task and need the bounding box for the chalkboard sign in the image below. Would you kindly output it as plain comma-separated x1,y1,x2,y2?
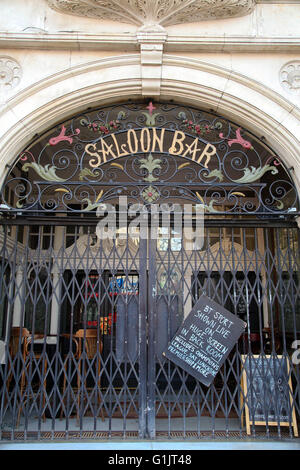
241,355,298,436
163,295,246,387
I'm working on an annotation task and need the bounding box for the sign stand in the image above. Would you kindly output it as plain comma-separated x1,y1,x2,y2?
241,355,298,437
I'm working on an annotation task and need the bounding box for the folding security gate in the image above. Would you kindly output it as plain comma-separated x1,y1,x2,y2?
1,100,300,440
0,222,148,439
147,220,300,439
0,219,300,440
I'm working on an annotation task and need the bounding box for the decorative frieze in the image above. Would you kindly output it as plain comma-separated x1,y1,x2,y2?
46,0,256,27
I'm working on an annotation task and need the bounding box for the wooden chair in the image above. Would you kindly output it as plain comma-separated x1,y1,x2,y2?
6,327,31,396
262,327,282,353
75,329,104,422
60,329,104,422
6,327,47,426
239,332,261,354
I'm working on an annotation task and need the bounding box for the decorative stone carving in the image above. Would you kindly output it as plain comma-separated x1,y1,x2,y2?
46,0,256,28
0,56,22,93
279,61,300,95
137,30,167,96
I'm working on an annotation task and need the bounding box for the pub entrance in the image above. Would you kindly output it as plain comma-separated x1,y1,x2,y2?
0,102,300,441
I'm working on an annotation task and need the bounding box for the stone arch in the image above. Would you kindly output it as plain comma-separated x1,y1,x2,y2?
0,54,299,195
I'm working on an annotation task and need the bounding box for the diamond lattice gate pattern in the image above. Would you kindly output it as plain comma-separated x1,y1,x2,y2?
0,223,148,439
0,221,299,440
0,102,300,441
147,221,300,438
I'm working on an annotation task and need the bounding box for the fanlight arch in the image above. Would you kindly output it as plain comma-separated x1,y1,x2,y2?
0,101,299,218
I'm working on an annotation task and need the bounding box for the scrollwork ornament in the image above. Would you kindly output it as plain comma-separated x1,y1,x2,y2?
1,102,298,216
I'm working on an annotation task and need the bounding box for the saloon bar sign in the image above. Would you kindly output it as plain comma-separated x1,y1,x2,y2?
164,295,246,386
84,127,218,168
1,102,298,215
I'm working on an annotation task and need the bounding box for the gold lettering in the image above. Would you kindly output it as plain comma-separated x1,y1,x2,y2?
182,138,203,161
127,129,139,154
85,143,102,168
197,143,217,167
111,133,121,157
100,138,117,162
168,131,185,155
140,128,151,153
86,129,216,169
119,143,129,157
151,128,165,153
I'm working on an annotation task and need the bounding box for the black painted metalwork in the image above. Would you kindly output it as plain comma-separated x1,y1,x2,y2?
0,102,299,442
0,102,299,216
0,221,299,440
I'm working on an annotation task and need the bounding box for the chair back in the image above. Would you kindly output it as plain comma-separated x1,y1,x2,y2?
9,327,30,358
75,329,103,359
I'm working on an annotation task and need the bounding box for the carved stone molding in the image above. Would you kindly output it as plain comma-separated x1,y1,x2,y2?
279,61,300,95
46,0,256,28
0,56,22,93
137,30,167,96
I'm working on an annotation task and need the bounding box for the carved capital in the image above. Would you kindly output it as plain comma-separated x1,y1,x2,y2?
295,216,300,230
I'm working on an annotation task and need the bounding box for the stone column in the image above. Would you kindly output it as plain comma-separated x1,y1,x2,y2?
49,225,64,344
12,262,25,327
49,266,61,344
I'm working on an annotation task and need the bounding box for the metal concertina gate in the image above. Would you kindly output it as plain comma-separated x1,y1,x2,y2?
0,101,299,441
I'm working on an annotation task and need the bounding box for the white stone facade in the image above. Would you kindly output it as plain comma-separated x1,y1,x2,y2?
1,2,300,441
0,0,300,192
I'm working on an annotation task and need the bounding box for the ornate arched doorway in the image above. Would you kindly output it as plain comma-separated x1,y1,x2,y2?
0,101,299,440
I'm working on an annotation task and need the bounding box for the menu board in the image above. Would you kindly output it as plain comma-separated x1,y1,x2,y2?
163,295,246,386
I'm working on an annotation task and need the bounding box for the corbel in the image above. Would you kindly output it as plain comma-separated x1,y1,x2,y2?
137,27,168,97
